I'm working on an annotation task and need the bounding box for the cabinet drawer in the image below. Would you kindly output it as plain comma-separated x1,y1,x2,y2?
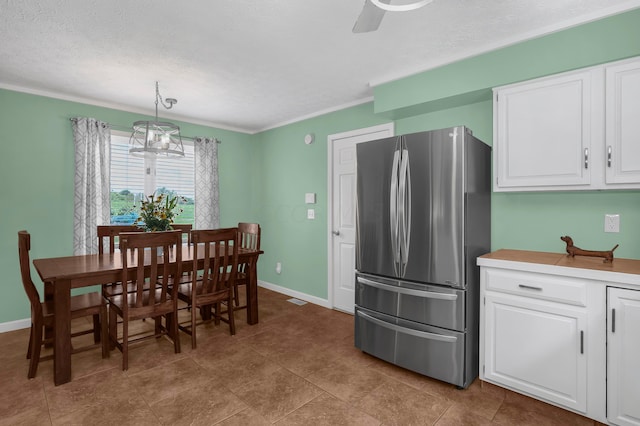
485,269,587,306
355,306,467,388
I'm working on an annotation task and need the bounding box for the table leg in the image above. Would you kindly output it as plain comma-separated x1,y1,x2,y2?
247,255,259,325
200,306,211,321
44,281,54,347
54,279,72,386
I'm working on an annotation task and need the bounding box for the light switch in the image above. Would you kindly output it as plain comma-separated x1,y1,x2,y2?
305,193,316,204
307,209,315,220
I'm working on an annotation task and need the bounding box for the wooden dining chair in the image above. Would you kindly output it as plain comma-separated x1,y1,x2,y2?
171,223,193,244
107,230,182,370
177,228,239,349
18,230,108,379
97,225,144,298
97,225,143,254
233,222,261,311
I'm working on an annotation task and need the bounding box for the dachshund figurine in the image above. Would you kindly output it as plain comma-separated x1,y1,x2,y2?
560,235,619,263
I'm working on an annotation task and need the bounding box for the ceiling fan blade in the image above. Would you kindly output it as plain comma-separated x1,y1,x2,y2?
352,0,386,33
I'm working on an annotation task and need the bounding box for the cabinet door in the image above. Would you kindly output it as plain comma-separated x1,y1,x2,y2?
493,69,599,191
605,58,640,186
607,287,640,426
484,293,587,412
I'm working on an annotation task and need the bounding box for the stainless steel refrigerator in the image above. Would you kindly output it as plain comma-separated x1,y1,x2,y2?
354,126,491,389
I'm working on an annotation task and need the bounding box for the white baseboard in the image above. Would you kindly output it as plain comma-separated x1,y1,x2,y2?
258,280,331,309
0,318,30,333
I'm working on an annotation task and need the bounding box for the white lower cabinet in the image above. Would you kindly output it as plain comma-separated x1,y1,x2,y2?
484,293,587,412
607,287,640,426
481,267,589,413
479,251,640,425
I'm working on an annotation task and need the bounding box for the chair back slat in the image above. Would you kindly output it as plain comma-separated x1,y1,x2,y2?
135,247,147,306
18,231,42,316
120,230,182,314
171,223,193,244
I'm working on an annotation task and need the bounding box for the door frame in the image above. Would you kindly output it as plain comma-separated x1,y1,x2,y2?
327,122,395,310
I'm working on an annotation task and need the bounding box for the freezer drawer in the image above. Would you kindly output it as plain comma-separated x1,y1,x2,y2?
355,306,468,388
355,272,466,332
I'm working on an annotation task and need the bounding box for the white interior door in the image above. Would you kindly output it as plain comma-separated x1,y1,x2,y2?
328,123,394,313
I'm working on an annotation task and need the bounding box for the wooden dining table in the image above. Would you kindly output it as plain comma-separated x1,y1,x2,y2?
33,243,262,386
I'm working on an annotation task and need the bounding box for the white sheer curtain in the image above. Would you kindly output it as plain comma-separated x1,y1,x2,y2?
71,117,111,254
194,137,220,229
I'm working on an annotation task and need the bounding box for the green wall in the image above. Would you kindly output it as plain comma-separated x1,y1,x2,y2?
255,103,388,298
2,8,640,325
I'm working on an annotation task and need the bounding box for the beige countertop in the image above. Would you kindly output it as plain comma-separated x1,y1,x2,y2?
479,249,640,277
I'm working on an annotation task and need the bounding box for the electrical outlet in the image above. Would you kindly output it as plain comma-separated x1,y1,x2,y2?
307,209,315,220
605,214,620,233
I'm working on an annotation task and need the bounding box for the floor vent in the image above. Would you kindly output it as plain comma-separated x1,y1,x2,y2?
287,298,307,306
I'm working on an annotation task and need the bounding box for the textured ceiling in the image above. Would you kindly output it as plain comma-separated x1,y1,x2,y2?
1,0,639,133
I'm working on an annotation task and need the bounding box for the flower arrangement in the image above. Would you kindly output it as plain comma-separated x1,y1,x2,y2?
135,192,185,232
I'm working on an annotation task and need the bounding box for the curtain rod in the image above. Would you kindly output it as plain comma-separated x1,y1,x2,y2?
69,118,221,143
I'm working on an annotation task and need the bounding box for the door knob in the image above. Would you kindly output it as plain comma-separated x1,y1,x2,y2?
332,230,340,236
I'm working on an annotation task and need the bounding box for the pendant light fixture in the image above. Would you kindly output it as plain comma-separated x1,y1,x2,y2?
129,81,185,157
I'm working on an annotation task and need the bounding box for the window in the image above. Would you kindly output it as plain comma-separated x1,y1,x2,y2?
110,132,195,225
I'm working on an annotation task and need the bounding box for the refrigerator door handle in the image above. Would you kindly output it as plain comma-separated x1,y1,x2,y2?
357,310,458,343
357,276,458,300
398,147,411,274
390,148,401,275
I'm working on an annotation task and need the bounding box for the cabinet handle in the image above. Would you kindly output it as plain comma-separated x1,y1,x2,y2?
580,330,584,354
518,284,543,291
612,308,616,333
607,146,612,168
584,148,589,169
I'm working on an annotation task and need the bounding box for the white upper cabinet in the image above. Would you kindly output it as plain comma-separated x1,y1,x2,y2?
493,56,640,192
605,58,640,185
494,68,600,191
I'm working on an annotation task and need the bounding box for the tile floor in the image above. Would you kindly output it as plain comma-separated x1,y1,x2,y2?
0,287,602,425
